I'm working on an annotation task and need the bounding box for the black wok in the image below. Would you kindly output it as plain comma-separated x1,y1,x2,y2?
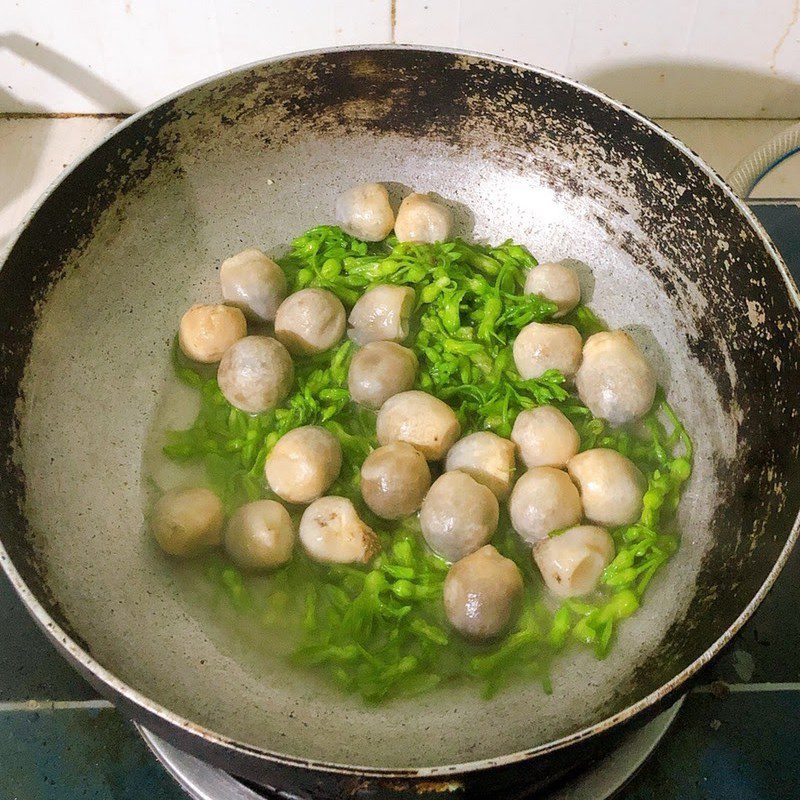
1,46,799,798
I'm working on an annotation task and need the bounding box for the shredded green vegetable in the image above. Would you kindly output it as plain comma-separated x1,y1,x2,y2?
162,225,693,703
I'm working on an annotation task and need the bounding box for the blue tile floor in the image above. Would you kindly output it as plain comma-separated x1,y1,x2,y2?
0,708,181,800
1,202,799,799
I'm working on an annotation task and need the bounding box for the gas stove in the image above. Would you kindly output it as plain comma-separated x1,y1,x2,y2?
138,701,684,799
2,202,799,800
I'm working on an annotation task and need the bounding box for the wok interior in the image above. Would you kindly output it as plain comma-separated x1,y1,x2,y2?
3,50,799,769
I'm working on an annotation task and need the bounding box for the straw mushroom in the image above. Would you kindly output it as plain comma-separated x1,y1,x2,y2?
264,426,342,505
274,288,346,355
376,390,460,460
179,304,246,363
524,262,581,318
567,448,645,527
217,335,294,414
219,248,287,323
224,500,295,570
335,183,395,242
533,525,615,598
444,431,516,499
360,442,431,519
420,471,499,562
444,545,524,639
508,466,583,543
151,487,223,557
348,284,415,345
511,405,580,469
394,193,453,243
575,331,657,425
512,322,582,381
299,496,379,564
347,341,418,409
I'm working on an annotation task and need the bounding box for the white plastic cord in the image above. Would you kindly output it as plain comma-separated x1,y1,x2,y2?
726,121,800,199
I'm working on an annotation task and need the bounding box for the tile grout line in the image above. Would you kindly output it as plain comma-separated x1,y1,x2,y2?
748,198,800,204
0,699,114,711
0,684,798,713
0,112,129,120
0,114,799,122
654,117,800,122
693,682,800,693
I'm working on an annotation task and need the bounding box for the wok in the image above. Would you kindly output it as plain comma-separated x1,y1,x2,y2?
1,46,799,798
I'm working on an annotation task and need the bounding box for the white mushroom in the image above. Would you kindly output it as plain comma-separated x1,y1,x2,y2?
179,304,247,363
224,499,295,570
335,183,395,242
264,426,342,505
575,330,657,425
511,406,580,469
567,448,645,527
524,262,581,318
444,431,516,499
444,545,524,639
274,288,346,356
348,284,415,345
347,341,417,410
533,525,615,598
376,390,460,460
360,442,431,519
512,322,582,381
217,335,294,414
299,496,379,564
420,471,499,562
394,193,454,243
219,248,287,323
151,487,223,557
508,466,583,544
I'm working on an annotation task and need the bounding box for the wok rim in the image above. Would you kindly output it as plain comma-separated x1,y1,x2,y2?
1,43,799,778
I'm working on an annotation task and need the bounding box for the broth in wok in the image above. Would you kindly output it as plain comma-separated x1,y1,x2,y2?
144,183,692,705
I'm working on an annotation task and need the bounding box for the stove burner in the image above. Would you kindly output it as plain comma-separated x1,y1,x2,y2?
138,698,682,800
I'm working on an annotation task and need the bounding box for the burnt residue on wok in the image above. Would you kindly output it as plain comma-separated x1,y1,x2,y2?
0,47,798,790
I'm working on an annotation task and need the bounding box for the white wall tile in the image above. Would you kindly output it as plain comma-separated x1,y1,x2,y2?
395,0,800,117
1,0,391,113
4,0,800,117
0,117,120,253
